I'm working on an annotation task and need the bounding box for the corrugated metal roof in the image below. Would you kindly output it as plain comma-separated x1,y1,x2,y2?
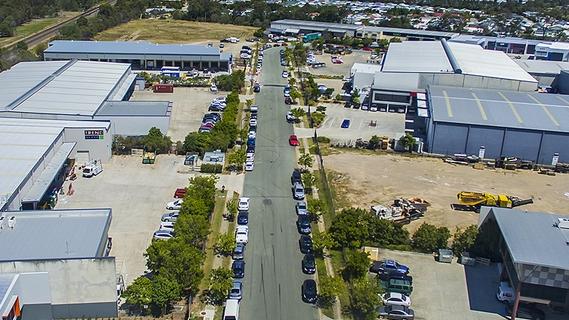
46,40,221,56
96,101,171,116
0,118,110,210
447,42,537,83
381,41,453,73
363,25,457,38
449,34,548,46
429,85,569,133
373,72,421,92
0,208,111,261
486,208,569,270
515,60,569,75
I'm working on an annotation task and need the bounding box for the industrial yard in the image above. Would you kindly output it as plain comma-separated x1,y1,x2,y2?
323,151,569,233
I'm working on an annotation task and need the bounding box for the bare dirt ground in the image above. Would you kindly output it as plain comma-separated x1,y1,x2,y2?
323,151,569,233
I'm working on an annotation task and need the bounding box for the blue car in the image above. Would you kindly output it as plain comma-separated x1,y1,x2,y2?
232,260,245,278
341,119,350,128
370,259,410,277
237,212,248,225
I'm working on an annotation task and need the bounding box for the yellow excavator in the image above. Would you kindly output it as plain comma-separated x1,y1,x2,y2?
451,191,533,212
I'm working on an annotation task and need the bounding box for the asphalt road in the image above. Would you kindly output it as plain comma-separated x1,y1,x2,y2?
239,48,317,320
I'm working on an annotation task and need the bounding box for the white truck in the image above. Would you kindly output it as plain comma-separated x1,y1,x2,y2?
82,160,103,178
223,299,239,320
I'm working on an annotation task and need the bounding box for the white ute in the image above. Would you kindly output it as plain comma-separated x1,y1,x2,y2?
82,160,103,178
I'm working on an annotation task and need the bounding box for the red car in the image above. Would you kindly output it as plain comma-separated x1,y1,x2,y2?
289,135,300,146
174,188,187,198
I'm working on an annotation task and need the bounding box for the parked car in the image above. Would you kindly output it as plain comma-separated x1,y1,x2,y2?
161,212,179,222
506,303,545,320
232,260,245,278
238,197,250,211
235,225,249,244
237,212,248,225
381,292,411,307
166,199,183,210
233,243,245,260
253,83,261,92
282,71,289,78
302,279,317,304
291,169,302,185
302,254,316,274
159,221,175,231
174,188,186,198
341,119,351,128
378,305,415,319
299,235,313,254
289,134,300,146
296,215,312,234
286,111,297,122
370,259,410,276
285,96,292,104
250,105,259,113
210,84,218,93
293,182,305,200
250,118,258,127
153,229,174,240
296,201,308,215
229,281,243,300
245,161,254,171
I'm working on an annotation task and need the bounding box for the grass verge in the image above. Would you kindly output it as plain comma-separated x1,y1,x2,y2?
316,257,335,319
199,190,228,292
0,12,79,47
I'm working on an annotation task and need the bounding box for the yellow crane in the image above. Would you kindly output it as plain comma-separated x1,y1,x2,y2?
452,191,533,212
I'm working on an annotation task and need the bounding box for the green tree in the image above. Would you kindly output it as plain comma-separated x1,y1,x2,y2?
203,267,234,305
226,198,238,220
227,149,246,171
143,127,172,154
349,277,381,320
214,232,236,256
180,197,210,217
367,217,409,247
307,198,322,215
175,214,210,247
398,133,416,152
451,225,479,257
311,111,326,127
301,172,315,191
343,249,371,279
122,276,152,312
368,135,381,150
187,176,218,213
318,275,345,308
412,223,451,253
151,274,181,315
329,208,370,249
183,132,210,155
298,153,314,171
312,231,335,257
290,107,306,119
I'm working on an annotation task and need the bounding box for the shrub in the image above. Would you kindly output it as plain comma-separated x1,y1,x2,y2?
201,163,223,173
317,136,330,143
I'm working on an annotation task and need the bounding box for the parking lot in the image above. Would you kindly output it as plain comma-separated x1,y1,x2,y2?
294,103,405,141
377,249,504,320
56,156,190,283
306,50,372,77
131,87,228,142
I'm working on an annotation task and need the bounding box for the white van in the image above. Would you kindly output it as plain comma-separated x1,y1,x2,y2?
223,299,239,320
496,281,514,303
82,160,103,178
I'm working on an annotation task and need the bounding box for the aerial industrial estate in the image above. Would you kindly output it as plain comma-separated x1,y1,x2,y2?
2,1,569,320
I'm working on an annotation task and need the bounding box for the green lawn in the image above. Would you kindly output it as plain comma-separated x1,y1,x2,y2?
0,13,79,47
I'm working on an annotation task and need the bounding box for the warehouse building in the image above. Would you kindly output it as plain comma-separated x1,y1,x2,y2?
365,40,538,113
270,19,457,40
535,42,569,62
0,60,171,136
449,34,546,55
44,40,233,72
515,60,569,87
425,86,569,164
0,118,112,212
0,208,117,319
478,207,569,311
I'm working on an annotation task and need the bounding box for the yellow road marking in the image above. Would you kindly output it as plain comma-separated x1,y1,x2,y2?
471,92,488,121
527,94,560,127
497,92,523,124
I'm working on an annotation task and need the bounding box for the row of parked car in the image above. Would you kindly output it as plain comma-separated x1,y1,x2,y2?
370,259,415,319
152,188,187,240
245,105,258,172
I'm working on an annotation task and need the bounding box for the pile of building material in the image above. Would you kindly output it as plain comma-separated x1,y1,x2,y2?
370,198,430,224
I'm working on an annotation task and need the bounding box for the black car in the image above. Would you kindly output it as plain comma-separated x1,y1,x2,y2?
507,303,546,320
246,144,255,153
253,83,261,92
302,279,317,304
204,112,221,121
299,235,313,254
250,113,258,120
291,168,302,185
232,260,245,278
237,212,248,225
249,125,257,132
297,215,312,234
302,254,316,274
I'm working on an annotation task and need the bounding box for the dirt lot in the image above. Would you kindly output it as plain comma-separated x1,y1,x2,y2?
307,50,372,77
95,19,256,44
323,152,569,233
130,87,230,142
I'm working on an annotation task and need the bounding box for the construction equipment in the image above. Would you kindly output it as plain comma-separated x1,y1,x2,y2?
451,191,533,212
371,198,430,224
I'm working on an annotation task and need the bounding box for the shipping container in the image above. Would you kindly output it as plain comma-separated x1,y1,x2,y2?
153,83,174,93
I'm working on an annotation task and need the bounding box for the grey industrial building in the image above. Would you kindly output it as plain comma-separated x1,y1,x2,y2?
270,19,457,40
362,40,538,113
479,208,569,310
0,208,117,319
515,60,569,87
425,86,569,164
44,40,233,72
0,60,171,136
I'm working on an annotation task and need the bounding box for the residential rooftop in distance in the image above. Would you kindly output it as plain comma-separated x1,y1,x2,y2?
0,208,112,261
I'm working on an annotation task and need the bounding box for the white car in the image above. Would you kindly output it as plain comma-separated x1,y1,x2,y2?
235,226,249,244
381,292,411,307
159,221,175,231
286,111,297,122
166,199,183,210
153,230,174,240
210,84,218,93
246,153,255,162
238,197,250,211
245,161,254,171
248,131,256,139
249,118,257,127
282,71,289,78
